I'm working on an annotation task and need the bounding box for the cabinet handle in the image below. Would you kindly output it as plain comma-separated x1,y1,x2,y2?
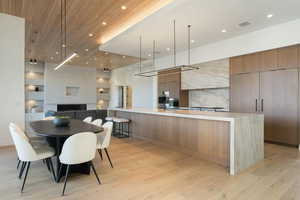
261,99,264,112
255,99,258,112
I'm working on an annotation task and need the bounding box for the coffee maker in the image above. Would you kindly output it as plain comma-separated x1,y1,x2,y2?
158,91,179,109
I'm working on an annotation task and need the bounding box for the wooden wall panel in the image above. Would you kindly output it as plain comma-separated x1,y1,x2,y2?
243,53,260,73
258,49,278,71
230,56,243,75
277,45,299,69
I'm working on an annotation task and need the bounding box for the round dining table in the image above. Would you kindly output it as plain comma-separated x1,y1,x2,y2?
30,119,103,182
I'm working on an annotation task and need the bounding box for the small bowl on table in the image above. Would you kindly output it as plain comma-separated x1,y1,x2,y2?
53,116,70,127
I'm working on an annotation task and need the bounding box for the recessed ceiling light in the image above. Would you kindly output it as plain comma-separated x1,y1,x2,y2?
122,55,126,58
190,40,195,43
148,54,152,57
267,14,273,18
89,33,93,37
62,44,66,48
85,49,89,51
50,57,54,60
221,29,227,33
166,47,170,51
102,21,107,26
56,51,59,55
86,62,89,64
94,57,97,60
121,5,127,10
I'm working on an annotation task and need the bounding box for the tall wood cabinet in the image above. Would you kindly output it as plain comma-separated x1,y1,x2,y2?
157,68,189,107
230,44,300,146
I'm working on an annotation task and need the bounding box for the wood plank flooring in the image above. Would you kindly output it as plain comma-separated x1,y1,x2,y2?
1,138,300,200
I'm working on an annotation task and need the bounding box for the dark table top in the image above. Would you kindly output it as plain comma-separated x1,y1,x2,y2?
30,119,103,137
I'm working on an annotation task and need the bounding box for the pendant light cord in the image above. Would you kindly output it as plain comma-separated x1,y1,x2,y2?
65,0,67,58
173,20,176,67
139,36,142,72
188,25,191,66
153,40,156,67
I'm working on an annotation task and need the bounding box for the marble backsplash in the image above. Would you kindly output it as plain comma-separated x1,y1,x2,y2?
189,88,229,111
181,58,229,90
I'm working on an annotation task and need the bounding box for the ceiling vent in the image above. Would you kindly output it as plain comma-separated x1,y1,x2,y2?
239,21,251,27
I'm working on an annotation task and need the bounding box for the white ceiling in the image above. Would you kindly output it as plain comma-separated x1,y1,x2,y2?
99,0,300,60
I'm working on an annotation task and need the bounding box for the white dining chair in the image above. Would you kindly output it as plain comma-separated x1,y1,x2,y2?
9,123,56,192
97,122,114,168
83,116,92,123
59,132,101,196
10,123,46,170
91,119,103,127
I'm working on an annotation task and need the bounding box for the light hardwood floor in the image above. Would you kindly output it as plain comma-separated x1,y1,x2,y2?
1,138,300,200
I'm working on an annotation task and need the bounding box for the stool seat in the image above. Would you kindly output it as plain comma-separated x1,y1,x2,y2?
105,117,115,121
113,118,130,123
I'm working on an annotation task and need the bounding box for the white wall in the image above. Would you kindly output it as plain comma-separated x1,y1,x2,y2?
44,63,97,111
0,13,25,146
110,19,300,108
110,64,155,108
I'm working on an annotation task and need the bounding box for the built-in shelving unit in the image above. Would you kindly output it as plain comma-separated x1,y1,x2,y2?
96,69,111,109
25,61,45,133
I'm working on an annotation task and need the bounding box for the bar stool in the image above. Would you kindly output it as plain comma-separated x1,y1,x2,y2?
112,118,130,138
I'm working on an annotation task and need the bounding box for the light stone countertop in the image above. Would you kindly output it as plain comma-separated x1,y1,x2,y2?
109,107,264,122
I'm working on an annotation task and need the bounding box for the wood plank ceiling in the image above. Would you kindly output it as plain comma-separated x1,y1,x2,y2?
0,0,173,69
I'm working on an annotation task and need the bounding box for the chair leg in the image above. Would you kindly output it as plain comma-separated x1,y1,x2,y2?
19,162,26,179
90,161,101,184
45,159,50,172
47,158,56,182
98,149,103,160
21,162,30,193
17,159,21,169
62,165,70,196
58,163,63,183
104,148,114,168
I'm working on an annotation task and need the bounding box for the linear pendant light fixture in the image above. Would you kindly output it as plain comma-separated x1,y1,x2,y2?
54,52,77,70
54,0,77,70
135,20,198,77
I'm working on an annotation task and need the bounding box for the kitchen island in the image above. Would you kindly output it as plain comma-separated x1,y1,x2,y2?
109,108,264,175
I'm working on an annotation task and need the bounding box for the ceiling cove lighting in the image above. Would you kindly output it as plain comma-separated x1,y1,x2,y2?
54,52,77,70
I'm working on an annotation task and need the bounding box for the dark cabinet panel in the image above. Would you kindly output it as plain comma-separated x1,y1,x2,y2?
260,69,298,145
230,73,260,113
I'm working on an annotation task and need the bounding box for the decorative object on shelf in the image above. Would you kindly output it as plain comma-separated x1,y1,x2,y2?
35,86,39,92
53,116,70,127
135,21,198,77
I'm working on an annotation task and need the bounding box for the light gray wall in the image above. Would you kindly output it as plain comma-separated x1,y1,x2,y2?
110,64,154,108
44,63,97,111
0,13,25,146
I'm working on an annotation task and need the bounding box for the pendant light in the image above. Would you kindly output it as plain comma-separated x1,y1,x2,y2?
135,21,198,77
55,0,77,70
